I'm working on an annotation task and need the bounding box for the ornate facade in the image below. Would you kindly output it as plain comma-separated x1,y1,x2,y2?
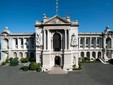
0,15,113,71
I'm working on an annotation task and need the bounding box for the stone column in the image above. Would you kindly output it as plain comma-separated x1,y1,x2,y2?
95,37,97,48
68,29,70,50
65,30,67,50
75,57,79,68
9,38,12,49
47,30,48,50
67,30,69,50
61,36,63,50
90,37,91,48
23,38,26,49
44,30,46,50
103,37,108,60
84,38,86,48
104,37,106,48
100,38,102,48
111,38,113,48
95,51,97,59
104,52,107,61
18,38,20,49
51,37,53,51
111,50,113,59
90,51,92,59
78,37,80,48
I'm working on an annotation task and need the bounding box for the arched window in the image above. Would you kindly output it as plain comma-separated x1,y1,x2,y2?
86,52,90,58
19,52,23,58
98,52,101,58
80,38,84,44
13,52,17,58
92,52,96,58
86,38,90,44
92,38,96,44
53,33,61,51
15,38,18,48
97,38,102,47
106,38,111,48
81,52,84,58
3,38,9,49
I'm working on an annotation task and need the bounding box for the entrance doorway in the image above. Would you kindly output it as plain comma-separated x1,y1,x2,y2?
55,56,61,66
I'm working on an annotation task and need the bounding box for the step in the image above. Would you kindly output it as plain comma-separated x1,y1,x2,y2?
48,67,68,74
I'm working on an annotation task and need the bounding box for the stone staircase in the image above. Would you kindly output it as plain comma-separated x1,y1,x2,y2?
99,58,109,64
48,66,68,74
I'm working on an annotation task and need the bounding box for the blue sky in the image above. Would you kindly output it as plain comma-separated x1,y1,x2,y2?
0,0,113,33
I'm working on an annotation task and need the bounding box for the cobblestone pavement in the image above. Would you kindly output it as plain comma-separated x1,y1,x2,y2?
0,63,113,85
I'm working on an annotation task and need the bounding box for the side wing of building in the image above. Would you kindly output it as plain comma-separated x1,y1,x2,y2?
0,28,35,62
78,26,113,61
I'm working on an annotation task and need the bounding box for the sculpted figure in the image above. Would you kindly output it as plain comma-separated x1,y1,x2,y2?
36,33,42,46
71,34,77,47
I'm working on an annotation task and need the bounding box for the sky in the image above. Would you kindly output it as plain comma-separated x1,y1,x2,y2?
0,0,113,33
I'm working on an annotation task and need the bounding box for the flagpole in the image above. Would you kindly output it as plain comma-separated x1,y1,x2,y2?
56,0,58,15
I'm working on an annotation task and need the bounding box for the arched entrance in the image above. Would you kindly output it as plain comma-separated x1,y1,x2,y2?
55,56,61,66
98,52,101,58
92,52,96,59
53,33,61,51
81,52,84,58
86,52,90,58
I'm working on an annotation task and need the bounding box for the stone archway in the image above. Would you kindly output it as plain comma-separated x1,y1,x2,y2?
53,33,61,51
55,56,61,66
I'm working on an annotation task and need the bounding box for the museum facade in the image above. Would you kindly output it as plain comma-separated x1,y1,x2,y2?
0,14,113,71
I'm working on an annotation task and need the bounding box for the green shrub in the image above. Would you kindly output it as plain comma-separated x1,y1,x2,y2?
29,62,41,71
20,57,29,63
9,57,13,62
36,63,42,72
36,67,42,72
10,57,19,66
84,57,90,61
1,61,6,66
5,57,12,63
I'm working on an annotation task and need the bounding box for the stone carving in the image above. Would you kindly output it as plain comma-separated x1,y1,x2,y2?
48,18,64,24
36,33,42,46
71,34,77,47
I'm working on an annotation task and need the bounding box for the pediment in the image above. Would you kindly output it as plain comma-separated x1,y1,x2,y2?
44,16,70,24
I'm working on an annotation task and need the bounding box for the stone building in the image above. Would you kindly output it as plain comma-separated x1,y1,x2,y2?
0,14,113,71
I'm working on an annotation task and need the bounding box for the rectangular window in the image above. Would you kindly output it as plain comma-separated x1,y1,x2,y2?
21,38,23,45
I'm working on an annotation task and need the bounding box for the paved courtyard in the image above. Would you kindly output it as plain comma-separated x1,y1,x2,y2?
0,63,113,85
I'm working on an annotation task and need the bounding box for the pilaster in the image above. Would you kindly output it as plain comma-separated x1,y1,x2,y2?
75,56,79,68
44,30,46,50
84,38,86,48
78,37,80,49
90,37,91,48
65,29,67,50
